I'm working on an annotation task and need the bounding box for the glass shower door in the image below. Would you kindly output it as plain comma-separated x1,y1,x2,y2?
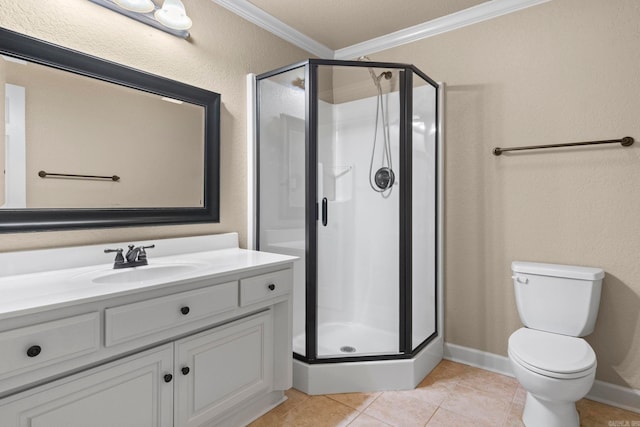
315,64,400,358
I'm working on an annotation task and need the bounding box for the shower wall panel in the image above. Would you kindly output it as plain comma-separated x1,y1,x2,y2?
316,91,400,357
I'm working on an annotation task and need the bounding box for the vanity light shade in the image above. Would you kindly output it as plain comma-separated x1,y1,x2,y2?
155,0,193,30
113,0,155,13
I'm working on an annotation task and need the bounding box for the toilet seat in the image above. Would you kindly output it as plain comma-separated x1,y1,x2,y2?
509,328,596,380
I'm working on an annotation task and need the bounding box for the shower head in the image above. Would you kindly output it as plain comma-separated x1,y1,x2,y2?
368,69,393,87
358,55,392,82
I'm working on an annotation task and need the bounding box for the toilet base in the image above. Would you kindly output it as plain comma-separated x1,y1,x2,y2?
523,392,579,427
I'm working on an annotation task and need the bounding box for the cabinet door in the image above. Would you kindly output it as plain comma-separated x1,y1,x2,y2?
0,344,174,427
175,311,273,427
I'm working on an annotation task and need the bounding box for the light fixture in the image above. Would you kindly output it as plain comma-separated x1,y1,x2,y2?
113,0,154,13
155,0,192,31
89,0,192,38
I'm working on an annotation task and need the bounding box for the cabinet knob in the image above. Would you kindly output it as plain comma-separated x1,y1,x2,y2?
26,345,42,358
267,283,276,291
180,306,190,315
181,366,190,375
163,374,173,383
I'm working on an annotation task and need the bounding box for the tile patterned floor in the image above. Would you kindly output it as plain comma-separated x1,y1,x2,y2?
250,360,640,426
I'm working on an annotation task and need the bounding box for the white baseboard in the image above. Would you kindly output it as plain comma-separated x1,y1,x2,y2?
589,380,640,414
444,342,640,414
444,342,513,377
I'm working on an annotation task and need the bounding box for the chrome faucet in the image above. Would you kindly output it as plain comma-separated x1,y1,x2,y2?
104,244,155,269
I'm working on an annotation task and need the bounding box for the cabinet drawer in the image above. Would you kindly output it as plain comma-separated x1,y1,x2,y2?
105,281,238,347
0,312,100,381
240,270,291,307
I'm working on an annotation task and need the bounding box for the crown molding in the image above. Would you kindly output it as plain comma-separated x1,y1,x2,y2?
212,0,550,60
334,0,551,59
211,0,333,58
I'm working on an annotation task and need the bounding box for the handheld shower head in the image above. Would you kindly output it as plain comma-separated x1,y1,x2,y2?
368,70,393,87
358,56,393,83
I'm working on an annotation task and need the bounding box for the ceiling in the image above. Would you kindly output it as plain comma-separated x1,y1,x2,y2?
245,0,490,50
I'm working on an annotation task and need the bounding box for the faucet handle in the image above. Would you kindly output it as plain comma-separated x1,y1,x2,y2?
138,244,155,261
104,248,125,264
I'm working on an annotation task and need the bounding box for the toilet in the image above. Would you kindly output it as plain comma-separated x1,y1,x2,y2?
508,261,604,427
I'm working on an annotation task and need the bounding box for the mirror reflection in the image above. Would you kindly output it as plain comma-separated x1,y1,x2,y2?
1,55,205,209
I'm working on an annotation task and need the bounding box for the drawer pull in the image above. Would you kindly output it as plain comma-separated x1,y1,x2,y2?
181,366,190,375
163,373,173,383
267,283,276,291
180,306,190,315
26,345,42,358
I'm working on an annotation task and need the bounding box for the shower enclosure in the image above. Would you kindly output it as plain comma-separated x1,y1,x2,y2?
254,59,442,393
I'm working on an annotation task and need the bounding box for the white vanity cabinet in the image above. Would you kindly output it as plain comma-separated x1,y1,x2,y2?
0,233,296,427
0,311,276,427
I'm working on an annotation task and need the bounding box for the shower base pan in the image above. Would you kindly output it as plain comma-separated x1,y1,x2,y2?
292,335,443,395
293,322,398,357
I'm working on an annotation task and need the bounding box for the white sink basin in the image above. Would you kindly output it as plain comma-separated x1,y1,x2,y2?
91,263,202,285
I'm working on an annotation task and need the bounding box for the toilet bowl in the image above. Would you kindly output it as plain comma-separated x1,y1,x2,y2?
508,261,603,427
508,327,596,427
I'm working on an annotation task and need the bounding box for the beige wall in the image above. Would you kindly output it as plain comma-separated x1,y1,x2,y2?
371,0,640,389
0,0,308,249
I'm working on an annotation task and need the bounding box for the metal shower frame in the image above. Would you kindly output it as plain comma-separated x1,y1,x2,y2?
255,58,440,364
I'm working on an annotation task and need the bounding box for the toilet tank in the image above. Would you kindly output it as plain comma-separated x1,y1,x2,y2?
511,261,604,337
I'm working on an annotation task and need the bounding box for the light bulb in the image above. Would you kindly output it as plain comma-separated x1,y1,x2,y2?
113,0,155,13
154,0,192,30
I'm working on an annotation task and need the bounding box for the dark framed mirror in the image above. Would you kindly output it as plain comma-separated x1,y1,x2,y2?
0,27,220,232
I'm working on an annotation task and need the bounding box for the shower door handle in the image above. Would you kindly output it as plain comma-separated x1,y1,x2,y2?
322,197,328,226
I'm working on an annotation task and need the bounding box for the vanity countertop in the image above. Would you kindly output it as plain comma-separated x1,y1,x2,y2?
0,233,296,320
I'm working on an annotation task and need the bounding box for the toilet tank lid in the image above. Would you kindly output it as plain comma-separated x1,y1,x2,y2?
512,261,604,280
